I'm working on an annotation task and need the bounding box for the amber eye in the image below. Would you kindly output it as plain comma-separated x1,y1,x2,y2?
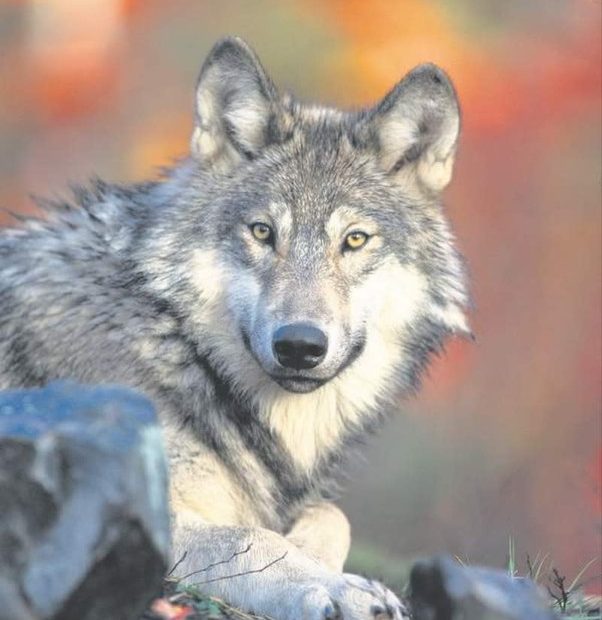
251,222,274,244
344,231,369,251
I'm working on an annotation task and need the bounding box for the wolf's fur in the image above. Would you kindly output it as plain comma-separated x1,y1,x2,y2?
0,37,469,619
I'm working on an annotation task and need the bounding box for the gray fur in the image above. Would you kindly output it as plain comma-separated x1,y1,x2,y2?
0,37,469,620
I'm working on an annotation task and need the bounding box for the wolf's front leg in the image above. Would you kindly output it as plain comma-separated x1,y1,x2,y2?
286,502,351,572
173,519,406,620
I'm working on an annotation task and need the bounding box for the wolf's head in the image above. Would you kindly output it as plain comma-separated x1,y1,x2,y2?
151,37,469,425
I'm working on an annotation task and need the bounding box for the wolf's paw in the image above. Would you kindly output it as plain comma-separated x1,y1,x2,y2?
292,574,408,620
333,574,408,620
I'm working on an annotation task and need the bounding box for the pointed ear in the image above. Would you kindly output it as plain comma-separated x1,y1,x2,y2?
191,37,282,170
367,64,460,194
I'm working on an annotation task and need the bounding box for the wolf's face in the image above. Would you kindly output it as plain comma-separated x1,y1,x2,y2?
207,142,433,394
174,38,469,399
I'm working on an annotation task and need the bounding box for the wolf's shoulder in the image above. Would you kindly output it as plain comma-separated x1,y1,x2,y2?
1,178,158,264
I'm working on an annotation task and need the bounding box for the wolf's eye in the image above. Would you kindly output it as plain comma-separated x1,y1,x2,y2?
250,222,274,245
343,231,369,251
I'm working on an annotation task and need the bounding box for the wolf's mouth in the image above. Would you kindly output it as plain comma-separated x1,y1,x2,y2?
271,375,327,393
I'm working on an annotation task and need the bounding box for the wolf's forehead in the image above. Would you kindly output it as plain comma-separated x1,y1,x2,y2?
260,158,392,236
267,137,368,209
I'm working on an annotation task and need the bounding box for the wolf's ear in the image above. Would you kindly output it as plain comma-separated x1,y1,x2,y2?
366,64,460,194
191,37,281,170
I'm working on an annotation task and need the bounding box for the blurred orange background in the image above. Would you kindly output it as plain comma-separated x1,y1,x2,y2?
1,0,600,593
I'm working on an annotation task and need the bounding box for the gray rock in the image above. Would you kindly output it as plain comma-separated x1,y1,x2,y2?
409,555,558,620
0,381,171,620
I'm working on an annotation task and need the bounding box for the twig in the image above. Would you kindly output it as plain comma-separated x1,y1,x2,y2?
526,554,534,579
167,551,188,577
207,595,273,620
177,544,253,581
547,567,569,612
192,551,288,586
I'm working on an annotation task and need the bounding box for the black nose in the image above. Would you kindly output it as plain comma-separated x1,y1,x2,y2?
272,323,328,370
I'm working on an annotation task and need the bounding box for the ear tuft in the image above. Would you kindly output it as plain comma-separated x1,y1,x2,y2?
369,63,460,194
191,37,280,170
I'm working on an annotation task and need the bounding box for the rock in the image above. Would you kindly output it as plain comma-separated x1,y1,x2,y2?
0,381,171,620
409,555,558,620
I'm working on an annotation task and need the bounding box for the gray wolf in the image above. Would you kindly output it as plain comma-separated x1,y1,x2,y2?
0,37,469,619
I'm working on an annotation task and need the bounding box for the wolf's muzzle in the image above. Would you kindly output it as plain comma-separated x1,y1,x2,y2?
272,323,328,370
